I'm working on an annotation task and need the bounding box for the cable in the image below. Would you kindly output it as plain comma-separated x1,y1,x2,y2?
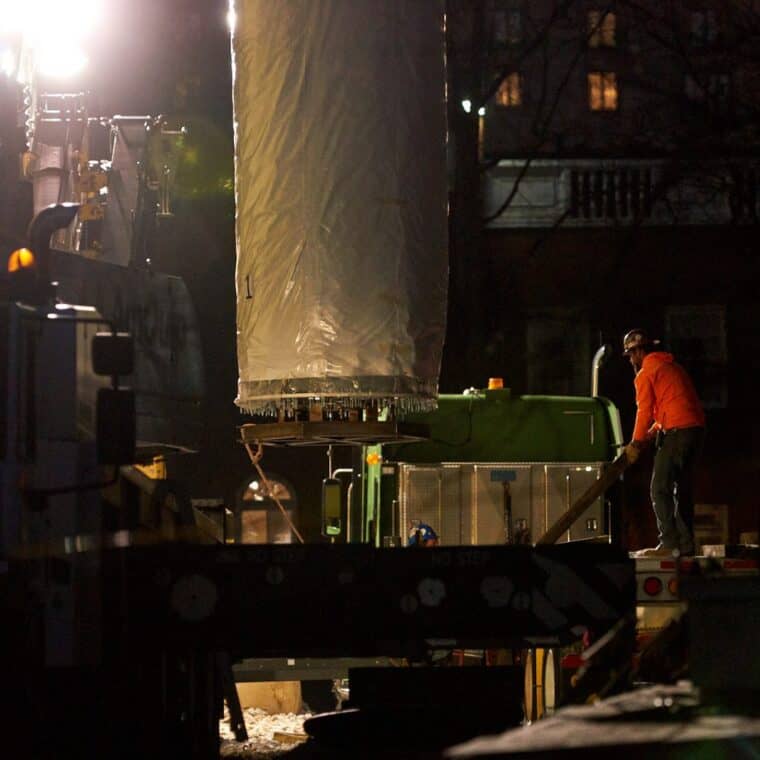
244,442,305,544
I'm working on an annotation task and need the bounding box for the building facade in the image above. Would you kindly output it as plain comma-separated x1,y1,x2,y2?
448,0,760,545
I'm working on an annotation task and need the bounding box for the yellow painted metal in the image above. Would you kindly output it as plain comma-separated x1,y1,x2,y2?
134,455,167,481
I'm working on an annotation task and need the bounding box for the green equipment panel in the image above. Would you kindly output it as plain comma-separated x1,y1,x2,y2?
361,388,623,547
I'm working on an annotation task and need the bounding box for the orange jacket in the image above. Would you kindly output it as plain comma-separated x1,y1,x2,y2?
632,352,705,442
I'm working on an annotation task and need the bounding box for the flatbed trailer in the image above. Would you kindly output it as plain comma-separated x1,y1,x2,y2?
635,551,759,632
521,548,759,722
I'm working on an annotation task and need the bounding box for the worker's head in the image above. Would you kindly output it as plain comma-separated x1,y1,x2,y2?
623,328,657,371
408,520,439,547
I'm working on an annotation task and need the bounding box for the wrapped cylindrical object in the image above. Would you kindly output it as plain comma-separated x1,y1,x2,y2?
231,0,448,414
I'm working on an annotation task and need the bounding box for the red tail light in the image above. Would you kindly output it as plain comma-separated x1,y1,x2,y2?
643,576,663,596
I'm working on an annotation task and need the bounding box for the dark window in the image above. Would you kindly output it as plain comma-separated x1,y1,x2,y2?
526,312,590,395
665,305,727,409
690,10,718,47
492,8,523,45
728,167,758,222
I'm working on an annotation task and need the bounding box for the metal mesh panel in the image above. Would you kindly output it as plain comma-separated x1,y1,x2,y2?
399,461,607,546
398,465,463,545
544,464,605,541
471,465,534,544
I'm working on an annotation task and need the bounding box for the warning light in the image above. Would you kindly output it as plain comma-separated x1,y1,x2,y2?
7,248,36,273
643,576,663,596
366,452,382,466
488,377,504,390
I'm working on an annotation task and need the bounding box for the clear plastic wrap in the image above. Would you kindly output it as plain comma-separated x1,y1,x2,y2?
231,0,448,415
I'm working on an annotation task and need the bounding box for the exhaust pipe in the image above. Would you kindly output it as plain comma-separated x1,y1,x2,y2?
591,344,611,397
25,202,80,303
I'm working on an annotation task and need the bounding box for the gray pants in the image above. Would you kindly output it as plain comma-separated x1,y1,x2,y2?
650,427,704,553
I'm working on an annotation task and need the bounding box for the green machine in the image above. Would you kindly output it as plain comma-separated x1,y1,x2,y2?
356,386,624,548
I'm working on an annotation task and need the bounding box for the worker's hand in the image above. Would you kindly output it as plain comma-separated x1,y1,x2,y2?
624,442,642,464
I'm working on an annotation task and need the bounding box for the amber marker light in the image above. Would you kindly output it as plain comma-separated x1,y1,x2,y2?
7,248,36,273
488,377,504,389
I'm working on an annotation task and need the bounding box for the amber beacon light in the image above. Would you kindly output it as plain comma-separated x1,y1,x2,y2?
7,247,36,273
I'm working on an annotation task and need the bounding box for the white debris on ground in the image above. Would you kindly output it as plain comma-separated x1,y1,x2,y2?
220,707,313,759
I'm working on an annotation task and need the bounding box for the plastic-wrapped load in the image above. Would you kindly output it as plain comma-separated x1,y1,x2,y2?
231,0,448,416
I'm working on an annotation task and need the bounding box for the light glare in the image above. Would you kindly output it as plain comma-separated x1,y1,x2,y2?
36,45,88,79
1,49,14,78
461,99,472,113
0,0,102,79
0,2,25,33
0,0,102,40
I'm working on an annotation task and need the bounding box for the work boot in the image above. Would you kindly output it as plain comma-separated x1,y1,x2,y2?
630,544,678,558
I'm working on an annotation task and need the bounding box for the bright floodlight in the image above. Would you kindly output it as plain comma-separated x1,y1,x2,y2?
0,0,102,78
35,46,89,79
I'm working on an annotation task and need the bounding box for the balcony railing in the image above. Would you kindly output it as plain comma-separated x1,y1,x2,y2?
483,158,758,228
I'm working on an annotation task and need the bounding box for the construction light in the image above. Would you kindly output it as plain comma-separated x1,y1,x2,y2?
7,247,36,273
0,0,102,79
35,46,89,79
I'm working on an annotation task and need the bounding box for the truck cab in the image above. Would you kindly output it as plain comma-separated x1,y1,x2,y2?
357,385,624,548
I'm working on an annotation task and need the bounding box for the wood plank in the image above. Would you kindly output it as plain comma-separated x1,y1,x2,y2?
536,452,629,545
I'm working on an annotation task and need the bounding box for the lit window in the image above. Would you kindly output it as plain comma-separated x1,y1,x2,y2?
588,11,616,47
237,473,298,543
496,72,522,107
492,9,522,45
588,72,618,111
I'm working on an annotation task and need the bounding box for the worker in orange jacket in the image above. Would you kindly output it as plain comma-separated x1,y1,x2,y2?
622,329,705,558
